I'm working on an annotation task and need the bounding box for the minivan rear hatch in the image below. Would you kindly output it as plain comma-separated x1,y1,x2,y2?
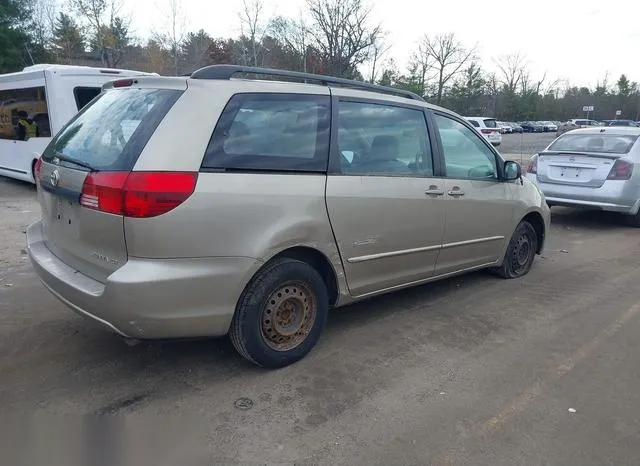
536,133,638,188
37,82,184,282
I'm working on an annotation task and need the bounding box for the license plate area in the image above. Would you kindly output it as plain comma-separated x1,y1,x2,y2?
54,198,80,235
549,165,594,182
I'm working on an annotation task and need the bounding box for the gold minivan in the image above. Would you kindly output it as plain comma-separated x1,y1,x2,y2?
27,66,550,368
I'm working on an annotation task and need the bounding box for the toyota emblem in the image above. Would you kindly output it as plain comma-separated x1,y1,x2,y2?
50,169,60,187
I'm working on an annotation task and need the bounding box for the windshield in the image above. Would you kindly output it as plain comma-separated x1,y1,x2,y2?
547,133,638,154
42,88,182,171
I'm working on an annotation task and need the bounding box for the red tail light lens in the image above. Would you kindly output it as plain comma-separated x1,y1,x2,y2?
112,79,135,88
480,129,492,134
33,157,43,183
527,154,538,174
607,159,633,180
80,172,198,218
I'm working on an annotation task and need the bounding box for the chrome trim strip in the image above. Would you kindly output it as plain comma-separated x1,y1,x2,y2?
347,236,504,264
441,236,504,250
347,244,441,263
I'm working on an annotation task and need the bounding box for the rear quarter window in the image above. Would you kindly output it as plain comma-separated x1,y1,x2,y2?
43,88,182,171
202,93,331,172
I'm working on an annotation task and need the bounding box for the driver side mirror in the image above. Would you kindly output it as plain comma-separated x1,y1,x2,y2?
504,160,521,181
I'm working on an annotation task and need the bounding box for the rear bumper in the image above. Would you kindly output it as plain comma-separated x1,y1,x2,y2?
526,175,640,214
27,220,260,339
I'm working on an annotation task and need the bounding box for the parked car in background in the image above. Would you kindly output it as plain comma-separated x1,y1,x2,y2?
567,119,602,127
27,65,549,368
526,127,640,226
540,121,558,132
0,64,154,184
508,122,524,133
520,121,544,133
606,120,638,127
465,116,502,146
556,121,578,137
497,121,512,133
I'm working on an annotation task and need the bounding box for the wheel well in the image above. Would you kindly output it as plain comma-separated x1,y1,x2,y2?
522,212,545,253
273,247,339,306
31,159,38,180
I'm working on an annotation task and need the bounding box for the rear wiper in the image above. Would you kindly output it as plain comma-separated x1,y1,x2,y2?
47,153,96,171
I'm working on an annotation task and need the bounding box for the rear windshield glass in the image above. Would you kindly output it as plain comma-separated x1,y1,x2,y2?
202,93,330,172
42,88,182,171
548,133,638,154
483,119,497,128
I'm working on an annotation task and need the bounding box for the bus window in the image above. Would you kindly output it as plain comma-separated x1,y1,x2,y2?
0,86,50,140
74,87,102,110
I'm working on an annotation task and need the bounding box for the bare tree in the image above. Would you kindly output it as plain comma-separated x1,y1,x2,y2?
31,0,58,50
495,52,527,94
239,0,268,67
270,14,310,72
418,33,475,104
368,35,389,83
71,0,131,67
306,0,382,78
153,0,186,75
408,40,433,97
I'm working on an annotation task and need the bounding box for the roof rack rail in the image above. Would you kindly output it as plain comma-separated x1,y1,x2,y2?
189,64,425,102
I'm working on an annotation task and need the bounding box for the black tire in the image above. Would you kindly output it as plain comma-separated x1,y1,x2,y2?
491,221,538,279
624,212,640,228
229,258,329,369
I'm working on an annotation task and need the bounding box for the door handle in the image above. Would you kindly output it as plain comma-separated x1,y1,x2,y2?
425,186,444,196
448,189,465,197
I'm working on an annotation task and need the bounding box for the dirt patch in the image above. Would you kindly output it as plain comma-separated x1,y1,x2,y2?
0,178,40,268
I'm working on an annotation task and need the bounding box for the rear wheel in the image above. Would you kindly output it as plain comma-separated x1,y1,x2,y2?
491,221,538,279
229,258,329,368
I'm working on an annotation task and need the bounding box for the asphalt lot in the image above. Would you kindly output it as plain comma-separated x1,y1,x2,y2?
2,141,640,464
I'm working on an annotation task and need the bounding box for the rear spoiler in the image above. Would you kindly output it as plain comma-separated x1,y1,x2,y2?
540,150,621,159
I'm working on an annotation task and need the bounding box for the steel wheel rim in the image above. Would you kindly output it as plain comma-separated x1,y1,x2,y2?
512,233,532,271
261,281,317,352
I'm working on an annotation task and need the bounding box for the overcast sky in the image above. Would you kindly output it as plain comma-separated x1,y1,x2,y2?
127,0,640,88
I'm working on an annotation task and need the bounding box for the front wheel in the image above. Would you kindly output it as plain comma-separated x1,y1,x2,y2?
491,221,538,279
624,211,640,228
229,258,329,368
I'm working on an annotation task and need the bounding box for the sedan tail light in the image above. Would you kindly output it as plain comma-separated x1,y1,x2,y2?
527,154,539,174
480,129,494,134
607,159,633,180
80,171,198,218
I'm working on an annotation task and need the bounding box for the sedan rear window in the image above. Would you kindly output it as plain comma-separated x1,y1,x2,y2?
483,119,497,128
43,88,182,171
548,133,639,154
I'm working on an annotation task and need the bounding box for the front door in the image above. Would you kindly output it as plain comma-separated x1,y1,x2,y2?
432,113,516,275
326,98,445,297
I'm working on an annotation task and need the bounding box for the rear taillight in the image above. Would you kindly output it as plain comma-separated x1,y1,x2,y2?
527,154,538,174
80,172,198,218
480,129,492,134
33,157,42,183
607,159,633,180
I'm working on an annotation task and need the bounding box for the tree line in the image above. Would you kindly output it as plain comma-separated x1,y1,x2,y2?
2,0,638,121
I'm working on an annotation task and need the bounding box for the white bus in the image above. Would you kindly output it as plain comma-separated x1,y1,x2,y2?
0,64,153,184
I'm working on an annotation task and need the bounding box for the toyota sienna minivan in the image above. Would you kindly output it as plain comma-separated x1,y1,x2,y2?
27,65,550,368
